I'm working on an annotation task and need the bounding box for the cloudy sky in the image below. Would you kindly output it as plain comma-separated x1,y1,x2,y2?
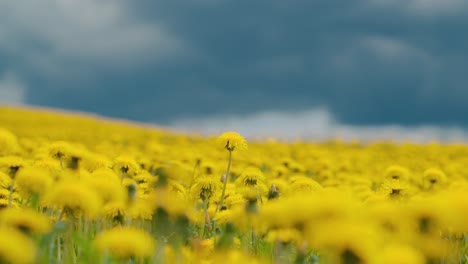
1,0,468,141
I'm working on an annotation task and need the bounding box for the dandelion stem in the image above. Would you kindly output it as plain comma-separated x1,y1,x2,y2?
57,236,62,264
217,150,232,212
203,198,212,237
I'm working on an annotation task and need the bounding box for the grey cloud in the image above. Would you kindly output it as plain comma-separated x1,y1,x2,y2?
1,0,468,130
0,0,185,78
0,71,26,104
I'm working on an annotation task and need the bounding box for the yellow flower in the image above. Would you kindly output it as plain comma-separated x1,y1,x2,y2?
84,175,126,204
191,176,220,201
45,180,102,218
15,167,53,196
236,167,265,186
102,201,127,220
380,244,425,264
217,131,248,151
422,168,447,190
113,155,140,175
82,154,112,172
0,226,36,264
380,179,410,199
33,159,61,177
0,128,20,156
0,171,11,188
95,227,155,259
48,141,73,160
0,156,26,177
384,165,410,181
289,176,323,193
0,208,52,235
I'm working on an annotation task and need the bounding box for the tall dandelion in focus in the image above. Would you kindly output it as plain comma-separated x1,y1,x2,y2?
216,131,247,212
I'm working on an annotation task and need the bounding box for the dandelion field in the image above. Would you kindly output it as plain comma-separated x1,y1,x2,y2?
2,107,468,264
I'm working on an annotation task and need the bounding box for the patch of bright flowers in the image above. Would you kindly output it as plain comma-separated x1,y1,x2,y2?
1,107,468,264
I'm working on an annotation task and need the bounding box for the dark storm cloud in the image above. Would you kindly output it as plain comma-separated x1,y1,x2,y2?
1,0,468,126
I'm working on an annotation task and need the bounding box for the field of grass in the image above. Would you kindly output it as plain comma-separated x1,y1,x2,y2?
1,107,468,264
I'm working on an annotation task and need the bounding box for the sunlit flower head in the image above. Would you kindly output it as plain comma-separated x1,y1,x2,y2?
191,176,220,201
95,227,155,259
0,208,52,235
217,131,248,151
0,156,26,178
384,165,410,182
48,141,73,160
0,226,37,264
45,180,102,219
15,167,53,196
236,167,265,186
422,168,447,190
113,155,140,175
0,128,20,156
380,244,425,264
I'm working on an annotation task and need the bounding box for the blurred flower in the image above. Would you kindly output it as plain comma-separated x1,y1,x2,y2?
15,167,53,196
95,227,155,259
0,208,52,235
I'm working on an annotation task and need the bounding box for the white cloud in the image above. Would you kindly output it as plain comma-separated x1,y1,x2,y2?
369,0,467,16
169,108,468,143
362,36,426,60
0,72,26,105
0,0,184,74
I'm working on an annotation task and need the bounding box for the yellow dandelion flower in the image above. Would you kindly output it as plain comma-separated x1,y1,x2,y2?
15,167,53,196
95,227,155,259
422,168,447,190
224,192,246,208
289,176,323,193
380,244,425,264
84,175,126,204
0,128,20,156
236,167,265,186
102,201,127,220
0,171,11,188
82,154,112,172
384,165,410,181
0,198,9,208
128,199,153,220
113,155,140,176
33,158,61,177
45,180,102,219
191,176,220,201
217,131,248,151
149,188,190,217
47,141,73,163
91,168,120,182
0,226,36,264
0,208,52,235
0,156,26,178
380,179,411,199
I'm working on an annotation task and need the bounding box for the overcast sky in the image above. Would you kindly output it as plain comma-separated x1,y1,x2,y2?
1,0,468,141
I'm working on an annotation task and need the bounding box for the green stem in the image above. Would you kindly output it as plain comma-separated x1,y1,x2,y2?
217,150,232,212
202,198,211,238
57,236,62,264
